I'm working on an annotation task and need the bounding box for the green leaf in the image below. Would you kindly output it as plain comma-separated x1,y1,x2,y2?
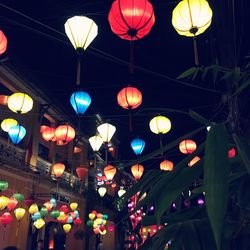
204,123,229,250
177,67,197,79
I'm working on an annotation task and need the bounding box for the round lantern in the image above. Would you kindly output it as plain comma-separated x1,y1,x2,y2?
131,164,144,180
104,165,117,181
228,148,236,158
149,116,171,134
160,160,174,171
0,31,7,55
34,218,45,229
118,187,126,197
1,118,18,132
89,135,103,151
108,0,155,41
7,197,18,211
52,163,65,178
14,208,26,221
70,91,92,115
76,167,88,181
131,138,145,155
188,156,200,167
97,123,116,143
7,93,33,114
40,207,49,217
172,0,213,37
0,212,13,226
63,223,72,233
40,125,49,133
41,127,57,141
98,187,107,197
117,87,142,110
179,140,197,154
8,125,26,144
55,125,75,143
0,180,8,191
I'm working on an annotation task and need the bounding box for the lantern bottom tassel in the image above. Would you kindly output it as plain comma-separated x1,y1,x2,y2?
193,37,199,66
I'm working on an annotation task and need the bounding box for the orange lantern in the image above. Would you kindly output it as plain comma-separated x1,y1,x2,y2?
74,146,81,153
179,140,197,154
7,197,18,211
188,156,200,167
104,165,117,181
41,127,57,141
160,160,174,171
52,163,65,178
55,125,75,143
131,164,144,180
0,95,8,105
0,31,7,55
76,167,88,181
117,87,142,110
56,140,68,146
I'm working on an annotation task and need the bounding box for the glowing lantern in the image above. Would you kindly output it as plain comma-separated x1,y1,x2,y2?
179,140,197,154
117,87,142,109
7,197,18,211
70,202,78,211
118,187,126,197
0,212,13,226
60,205,69,214
57,212,67,222
108,0,155,41
8,125,26,144
50,210,60,219
93,228,100,234
40,125,49,133
160,160,174,171
29,203,39,214
50,198,57,207
74,217,82,225
89,213,95,220
14,208,26,221
12,193,24,202
7,93,33,114
131,164,144,180
32,212,41,221
41,127,56,141
89,135,103,151
131,138,145,155
74,146,81,153
98,187,107,197
49,240,54,250
52,163,65,178
44,202,53,211
111,183,116,188
55,125,75,143
0,95,8,105
104,165,117,181
0,196,9,210
76,167,88,181
228,148,236,158
149,116,171,134
63,223,72,233
70,91,92,115
97,123,116,143
40,207,49,217
0,31,7,55
188,156,201,167
34,218,45,229
108,225,115,232
1,118,18,132
0,180,8,191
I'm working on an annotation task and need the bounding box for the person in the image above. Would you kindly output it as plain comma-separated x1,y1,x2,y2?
36,240,44,250
2,247,18,250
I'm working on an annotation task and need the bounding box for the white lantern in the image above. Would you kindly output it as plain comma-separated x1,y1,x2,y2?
98,187,107,197
118,187,126,197
89,135,103,151
97,123,116,143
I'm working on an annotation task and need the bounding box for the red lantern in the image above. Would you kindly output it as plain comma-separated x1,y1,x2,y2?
52,163,65,178
76,167,88,181
0,31,7,55
0,212,13,226
160,160,174,171
55,125,75,143
131,164,144,180
108,0,155,41
108,225,115,232
74,217,82,225
42,127,57,141
179,140,197,154
60,205,69,214
228,148,236,158
104,165,117,181
117,87,142,110
40,125,49,133
0,95,8,105
7,197,18,211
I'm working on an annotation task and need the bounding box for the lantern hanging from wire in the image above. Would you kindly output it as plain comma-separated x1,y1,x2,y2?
1,118,18,132
97,123,116,143
65,16,98,85
131,138,145,156
0,212,13,226
172,0,213,65
76,167,88,181
14,207,26,221
8,125,26,144
34,218,45,229
12,193,24,202
52,163,65,178
7,92,33,114
0,196,9,210
55,125,75,143
98,187,107,197
7,197,18,211
131,164,144,180
63,223,72,233
179,140,197,154
188,156,200,167
118,187,126,197
104,165,117,181
0,31,8,55
89,135,103,151
228,148,236,158
149,116,171,135
70,91,92,115
160,160,174,171
41,127,57,141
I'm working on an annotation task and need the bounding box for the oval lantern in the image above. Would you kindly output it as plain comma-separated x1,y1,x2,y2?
131,138,145,155
52,163,65,178
160,160,174,171
74,217,82,225
149,116,171,134
0,212,13,226
117,87,142,110
104,165,117,181
7,93,33,114
55,125,75,143
89,135,103,151
131,164,144,180
108,0,155,41
0,180,8,191
0,95,8,105
50,210,60,219
0,31,7,55
41,127,57,141
34,218,45,229
14,207,26,221
97,123,116,143
8,125,26,144
98,187,107,197
60,205,69,214
1,118,18,132
70,91,92,115
179,140,197,154
172,0,213,37
188,156,201,167
76,167,88,181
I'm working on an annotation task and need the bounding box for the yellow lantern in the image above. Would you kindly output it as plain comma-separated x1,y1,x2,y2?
102,219,107,225
14,207,26,221
97,123,116,143
160,160,174,171
63,223,72,233
1,118,18,132
89,135,103,151
172,0,213,37
89,213,96,220
96,218,103,225
34,218,45,229
118,187,126,197
70,202,78,211
131,164,144,180
104,165,117,181
149,116,171,134
57,212,66,222
98,187,107,197
0,196,9,210
28,203,39,214
7,92,33,114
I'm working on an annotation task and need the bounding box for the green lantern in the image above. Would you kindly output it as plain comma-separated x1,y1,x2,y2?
102,214,108,220
86,220,94,227
50,210,60,219
0,180,8,191
40,207,48,217
12,193,25,202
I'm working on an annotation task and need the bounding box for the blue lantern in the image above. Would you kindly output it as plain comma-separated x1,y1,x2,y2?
32,212,41,221
74,210,79,218
50,197,57,208
67,215,73,224
70,91,92,115
8,125,26,144
131,138,145,155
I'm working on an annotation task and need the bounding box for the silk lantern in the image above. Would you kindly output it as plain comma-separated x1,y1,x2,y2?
98,187,107,197
0,180,8,191
40,207,49,217
1,118,18,132
55,125,75,143
97,123,116,143
29,203,39,214
7,93,33,114
12,193,24,202
60,205,69,214
63,223,72,233
34,218,45,229
0,212,13,226
0,30,7,55
41,127,57,141
74,217,82,225
149,116,171,134
131,138,145,155
70,91,92,115
44,202,53,211
0,196,9,210
131,164,144,180
7,197,18,211
160,160,174,171
14,208,26,221
118,187,126,197
117,87,142,109
50,210,60,219
70,202,78,211
188,156,200,167
104,165,117,181
8,125,26,144
76,167,88,181
179,140,197,154
89,135,103,151
52,163,65,178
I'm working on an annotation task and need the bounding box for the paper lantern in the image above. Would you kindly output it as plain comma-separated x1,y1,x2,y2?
179,140,197,154
40,207,49,217
172,0,212,37
70,202,78,211
57,212,67,222
89,135,103,151
74,146,81,153
98,187,107,197
52,163,65,178
87,220,94,227
7,197,18,211
60,205,69,214
131,138,145,155
160,160,174,171
188,156,200,167
55,125,75,143
131,164,144,180
117,87,142,110
228,148,236,158
118,187,126,197
14,207,26,221
108,0,155,41
34,218,45,229
1,118,18,132
97,123,116,143
74,217,82,225
76,167,88,181
32,212,41,221
70,91,92,115
40,125,49,133
41,127,57,141
63,223,71,233
0,180,8,191
0,196,9,210
7,92,33,114
0,31,7,54
0,212,13,226
12,193,24,202
89,213,95,220
29,203,39,214
0,95,8,105
50,210,60,219
50,198,57,207
104,165,117,181
8,125,26,144
149,116,171,134
44,202,53,211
